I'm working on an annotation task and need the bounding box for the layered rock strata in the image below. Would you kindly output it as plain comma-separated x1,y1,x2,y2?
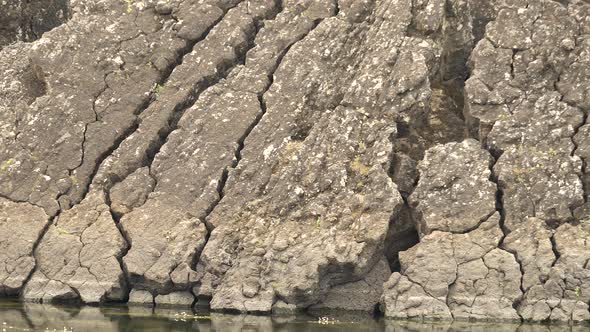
0,0,589,323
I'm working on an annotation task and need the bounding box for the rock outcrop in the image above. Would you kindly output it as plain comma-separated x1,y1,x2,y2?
0,0,589,324
0,0,69,49
381,140,522,321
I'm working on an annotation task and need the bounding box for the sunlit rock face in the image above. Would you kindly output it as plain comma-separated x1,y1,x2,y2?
0,0,589,323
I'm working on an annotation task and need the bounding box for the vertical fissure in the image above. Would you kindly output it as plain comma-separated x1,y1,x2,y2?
18,209,62,299
549,233,561,267
104,192,131,302
200,3,335,232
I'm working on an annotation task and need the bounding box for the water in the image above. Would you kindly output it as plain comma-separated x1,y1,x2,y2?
0,300,588,331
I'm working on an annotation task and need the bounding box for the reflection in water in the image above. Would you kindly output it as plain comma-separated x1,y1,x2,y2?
0,300,589,331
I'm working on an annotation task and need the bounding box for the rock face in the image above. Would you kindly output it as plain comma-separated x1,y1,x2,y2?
0,198,49,296
463,0,590,322
0,0,69,49
409,139,496,235
465,0,588,231
381,140,521,321
309,257,391,313
23,191,127,303
0,0,589,324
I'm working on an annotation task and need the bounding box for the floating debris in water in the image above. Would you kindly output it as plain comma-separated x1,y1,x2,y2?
316,317,339,325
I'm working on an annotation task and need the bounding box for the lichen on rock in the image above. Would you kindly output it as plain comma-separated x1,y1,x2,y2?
0,0,589,324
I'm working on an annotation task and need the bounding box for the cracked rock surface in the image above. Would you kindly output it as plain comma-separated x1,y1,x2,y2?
0,198,49,296
465,0,589,230
195,0,439,312
0,0,590,324
382,141,521,321
23,191,127,303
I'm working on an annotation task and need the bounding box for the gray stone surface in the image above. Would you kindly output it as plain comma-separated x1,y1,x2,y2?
0,0,69,49
0,0,589,324
381,138,522,321
310,257,390,312
128,289,154,306
0,0,204,217
463,0,590,322
196,0,438,312
409,139,496,235
465,0,589,231
109,167,155,218
23,191,127,303
118,0,281,296
381,214,522,321
506,221,590,322
154,291,194,307
0,198,49,295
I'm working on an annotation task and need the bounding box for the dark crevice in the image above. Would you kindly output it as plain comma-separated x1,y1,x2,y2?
488,151,509,243
489,150,525,315
503,244,526,299
104,192,131,303
373,302,383,317
510,50,517,80
385,207,420,272
446,260,458,320
571,111,588,211
550,234,561,267
568,108,587,154
18,208,62,299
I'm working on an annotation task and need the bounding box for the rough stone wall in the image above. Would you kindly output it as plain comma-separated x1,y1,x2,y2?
0,0,70,49
0,0,589,324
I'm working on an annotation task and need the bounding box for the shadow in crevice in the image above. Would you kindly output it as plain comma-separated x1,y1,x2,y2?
384,205,420,273
22,63,48,102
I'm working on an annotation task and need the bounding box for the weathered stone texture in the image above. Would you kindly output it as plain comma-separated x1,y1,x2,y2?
309,257,390,312
0,198,49,295
505,220,590,322
0,0,69,49
464,0,590,322
117,0,283,296
0,0,589,324
155,291,195,307
195,0,442,312
465,0,589,231
381,138,522,321
127,288,154,306
382,213,522,321
23,192,127,303
410,139,496,235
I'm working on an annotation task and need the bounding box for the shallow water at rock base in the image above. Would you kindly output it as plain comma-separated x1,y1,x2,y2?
0,300,588,332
